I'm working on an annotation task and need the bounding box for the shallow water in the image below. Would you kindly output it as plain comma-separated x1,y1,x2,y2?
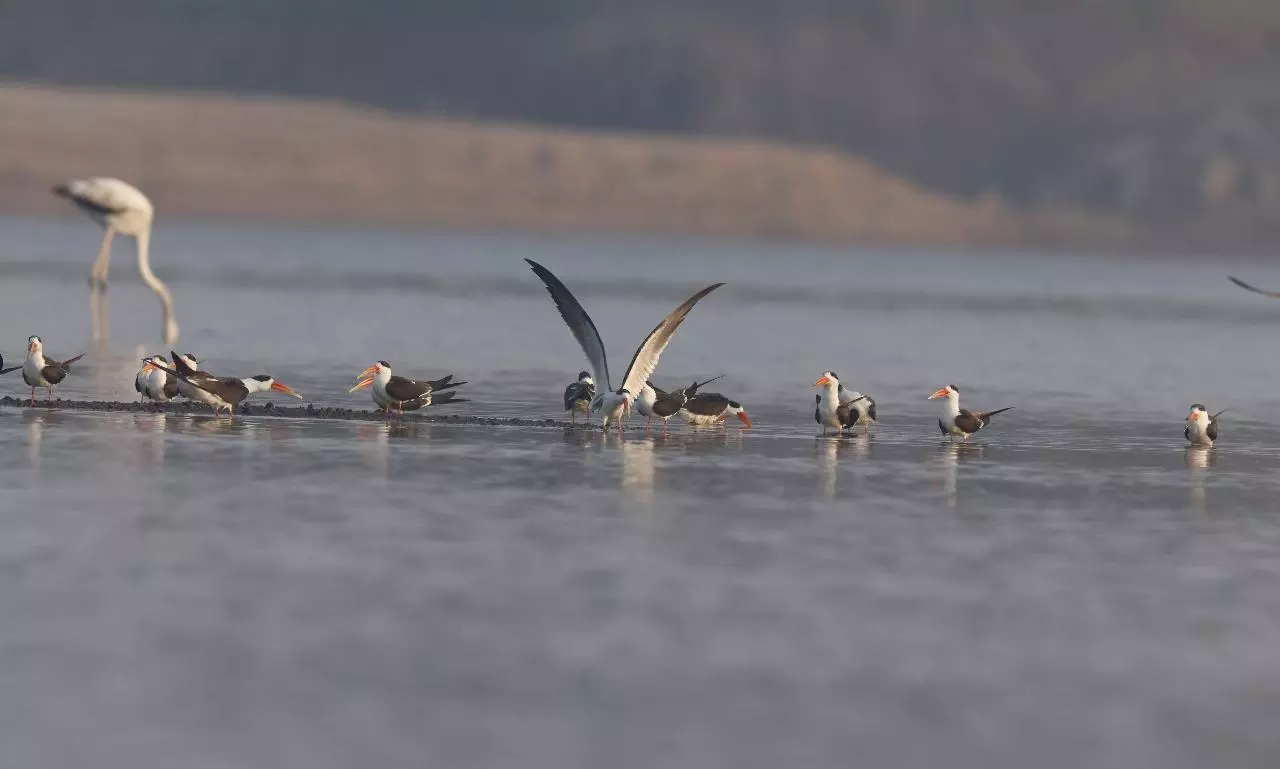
2,216,1280,768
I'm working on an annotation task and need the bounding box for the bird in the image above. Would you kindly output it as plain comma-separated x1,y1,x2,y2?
1185,404,1226,447
166,350,223,408
144,359,302,416
928,384,1013,442
0,354,21,376
22,336,86,406
135,356,159,401
53,177,179,344
1228,276,1280,298
525,258,724,433
680,392,752,428
136,354,195,402
563,371,595,424
813,371,871,435
839,384,877,433
349,361,468,415
635,375,722,433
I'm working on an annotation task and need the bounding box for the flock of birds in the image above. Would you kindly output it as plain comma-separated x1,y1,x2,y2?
15,176,1277,448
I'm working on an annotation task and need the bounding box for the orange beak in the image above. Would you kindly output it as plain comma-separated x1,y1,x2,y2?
271,381,303,399
141,361,155,374
356,364,378,380
1188,411,1199,422
349,377,374,393
928,388,949,400
737,411,752,428
815,375,831,387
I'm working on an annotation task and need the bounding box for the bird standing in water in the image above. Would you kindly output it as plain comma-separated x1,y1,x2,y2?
563,371,595,424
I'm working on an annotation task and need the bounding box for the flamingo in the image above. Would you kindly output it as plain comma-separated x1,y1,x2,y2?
52,177,179,344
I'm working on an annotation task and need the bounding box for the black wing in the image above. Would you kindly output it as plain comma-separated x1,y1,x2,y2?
1228,276,1280,298
526,259,611,391
954,410,986,434
384,376,431,402
683,392,730,416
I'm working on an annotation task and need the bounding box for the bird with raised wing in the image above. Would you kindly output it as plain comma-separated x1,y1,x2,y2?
928,384,1013,442
53,178,178,344
22,336,86,406
1228,276,1280,298
525,258,724,433
1185,404,1226,447
350,361,467,415
0,354,21,377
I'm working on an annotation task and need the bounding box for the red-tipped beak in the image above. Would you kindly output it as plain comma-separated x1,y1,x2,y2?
737,411,752,428
928,388,949,400
1188,411,1199,422
271,381,303,399
815,376,831,387
356,364,378,380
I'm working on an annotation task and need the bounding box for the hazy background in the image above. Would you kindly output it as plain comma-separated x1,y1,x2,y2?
5,0,1280,250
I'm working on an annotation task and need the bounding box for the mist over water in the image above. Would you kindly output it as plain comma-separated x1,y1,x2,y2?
2,216,1280,769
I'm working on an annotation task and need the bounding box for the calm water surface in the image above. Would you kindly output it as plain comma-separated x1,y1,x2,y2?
2,216,1280,768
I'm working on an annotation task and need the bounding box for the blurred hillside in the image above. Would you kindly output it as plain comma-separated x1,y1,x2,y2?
4,1,1280,247
4,84,1104,247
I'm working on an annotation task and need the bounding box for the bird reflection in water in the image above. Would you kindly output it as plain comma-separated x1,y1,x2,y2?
814,437,844,499
1184,446,1215,510
22,410,62,470
934,441,984,507
813,433,873,498
133,412,169,467
353,421,429,477
620,436,657,504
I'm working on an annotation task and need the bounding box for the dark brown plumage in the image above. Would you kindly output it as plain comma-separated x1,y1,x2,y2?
939,407,1014,437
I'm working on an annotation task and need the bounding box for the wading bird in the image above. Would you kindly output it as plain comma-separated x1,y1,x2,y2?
350,361,467,415
22,336,85,406
526,258,724,433
53,178,179,344
1185,404,1226,447
145,359,302,417
928,384,1013,442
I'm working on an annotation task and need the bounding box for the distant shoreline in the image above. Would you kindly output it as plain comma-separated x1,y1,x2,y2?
0,82,1131,251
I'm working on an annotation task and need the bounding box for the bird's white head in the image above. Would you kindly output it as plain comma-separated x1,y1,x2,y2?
725,400,752,428
578,371,593,385
349,361,391,393
929,384,960,402
246,374,303,398
27,336,42,357
814,371,840,388
140,354,167,374
1187,404,1209,424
